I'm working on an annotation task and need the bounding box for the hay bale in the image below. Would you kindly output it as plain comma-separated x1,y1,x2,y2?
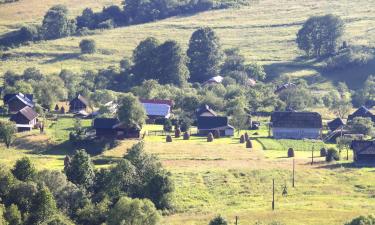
244,132,249,141
320,148,327,157
287,148,295,157
326,148,340,162
175,127,181,138
183,132,190,140
207,132,214,142
214,130,220,139
246,140,252,149
166,135,172,143
240,135,245,143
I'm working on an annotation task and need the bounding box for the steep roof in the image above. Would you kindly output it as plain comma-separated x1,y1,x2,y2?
70,94,89,107
196,104,217,117
327,118,345,131
197,116,233,130
202,76,224,85
274,83,296,94
351,140,375,155
140,99,173,107
348,106,374,121
11,106,38,122
93,118,120,129
5,93,34,107
271,112,322,129
4,93,33,104
140,100,171,118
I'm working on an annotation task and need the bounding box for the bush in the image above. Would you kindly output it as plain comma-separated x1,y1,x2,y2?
79,39,96,54
207,133,214,142
166,135,172,143
97,19,114,29
239,135,245,143
246,140,252,149
183,132,190,140
163,120,173,132
326,148,340,162
287,148,294,157
345,214,375,225
209,215,228,225
325,47,374,71
320,148,327,157
174,127,181,138
213,130,220,139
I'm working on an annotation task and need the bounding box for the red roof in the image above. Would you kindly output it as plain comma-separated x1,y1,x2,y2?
140,99,174,106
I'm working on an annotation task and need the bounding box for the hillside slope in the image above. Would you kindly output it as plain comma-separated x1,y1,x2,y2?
0,0,374,89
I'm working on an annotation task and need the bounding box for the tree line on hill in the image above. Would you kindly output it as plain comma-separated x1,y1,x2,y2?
0,141,172,225
0,0,18,4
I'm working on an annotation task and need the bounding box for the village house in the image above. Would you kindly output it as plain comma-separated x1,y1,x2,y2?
274,82,296,94
327,117,345,132
69,95,89,113
196,104,217,117
93,118,140,139
140,99,173,122
351,140,375,165
347,106,375,122
10,106,38,132
197,116,234,136
270,111,322,139
4,93,34,113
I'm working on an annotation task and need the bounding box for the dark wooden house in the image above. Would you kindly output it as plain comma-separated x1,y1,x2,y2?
69,95,89,113
10,106,38,132
4,93,34,113
197,116,234,136
351,140,375,165
140,99,173,122
271,112,322,139
93,118,140,139
327,118,345,132
348,106,375,122
195,104,217,117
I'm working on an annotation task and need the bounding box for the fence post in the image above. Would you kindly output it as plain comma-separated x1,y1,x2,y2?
272,179,275,210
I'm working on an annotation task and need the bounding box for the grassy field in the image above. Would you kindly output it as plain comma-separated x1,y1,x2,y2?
0,119,374,225
1,0,375,90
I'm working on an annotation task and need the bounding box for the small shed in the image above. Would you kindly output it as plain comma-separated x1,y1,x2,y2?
271,111,322,139
351,140,375,165
327,118,345,132
202,76,224,86
69,95,89,113
10,106,38,132
93,118,140,139
4,93,34,113
197,116,234,136
348,106,375,122
196,104,217,117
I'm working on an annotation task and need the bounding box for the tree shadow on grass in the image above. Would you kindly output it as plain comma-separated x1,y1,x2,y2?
42,53,81,64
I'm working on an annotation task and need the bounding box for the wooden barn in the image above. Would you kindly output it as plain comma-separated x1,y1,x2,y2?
327,118,345,132
197,116,234,136
10,106,38,132
271,112,322,139
351,140,375,165
93,118,140,139
196,104,217,117
348,106,375,122
4,93,34,113
140,99,173,122
69,95,89,113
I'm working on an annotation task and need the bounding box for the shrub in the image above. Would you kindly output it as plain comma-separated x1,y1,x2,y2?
345,214,375,225
213,130,220,139
97,19,114,29
325,47,374,71
326,148,340,162
207,133,214,142
246,140,252,149
287,148,294,157
166,135,172,143
183,132,190,140
239,135,245,143
174,127,181,138
79,39,96,54
163,120,173,132
320,148,327,157
209,215,228,225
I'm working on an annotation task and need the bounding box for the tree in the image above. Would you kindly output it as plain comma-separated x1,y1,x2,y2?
12,157,36,182
349,117,374,136
163,119,173,132
5,204,22,225
6,182,38,213
76,8,96,29
79,39,96,54
0,204,6,225
209,215,228,225
278,85,313,111
0,121,17,148
297,14,344,57
107,197,160,225
345,215,375,225
157,40,190,86
117,93,147,129
0,168,16,199
41,5,76,40
330,98,352,119
28,185,57,225
32,75,67,110
187,27,223,82
132,37,160,83
64,150,95,190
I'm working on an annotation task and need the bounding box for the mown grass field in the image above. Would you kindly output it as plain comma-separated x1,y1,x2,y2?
1,0,375,90
0,118,374,225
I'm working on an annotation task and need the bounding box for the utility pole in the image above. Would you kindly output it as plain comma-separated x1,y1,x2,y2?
235,216,238,225
272,179,275,211
292,158,295,188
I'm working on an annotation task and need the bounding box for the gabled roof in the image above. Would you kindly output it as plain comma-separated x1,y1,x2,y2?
5,93,34,107
197,116,233,130
93,118,120,129
140,100,171,118
274,83,296,94
4,93,33,104
271,112,322,129
196,104,217,117
11,106,38,122
70,95,89,107
327,118,345,131
203,76,223,85
348,106,374,120
140,99,173,107
351,140,375,155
